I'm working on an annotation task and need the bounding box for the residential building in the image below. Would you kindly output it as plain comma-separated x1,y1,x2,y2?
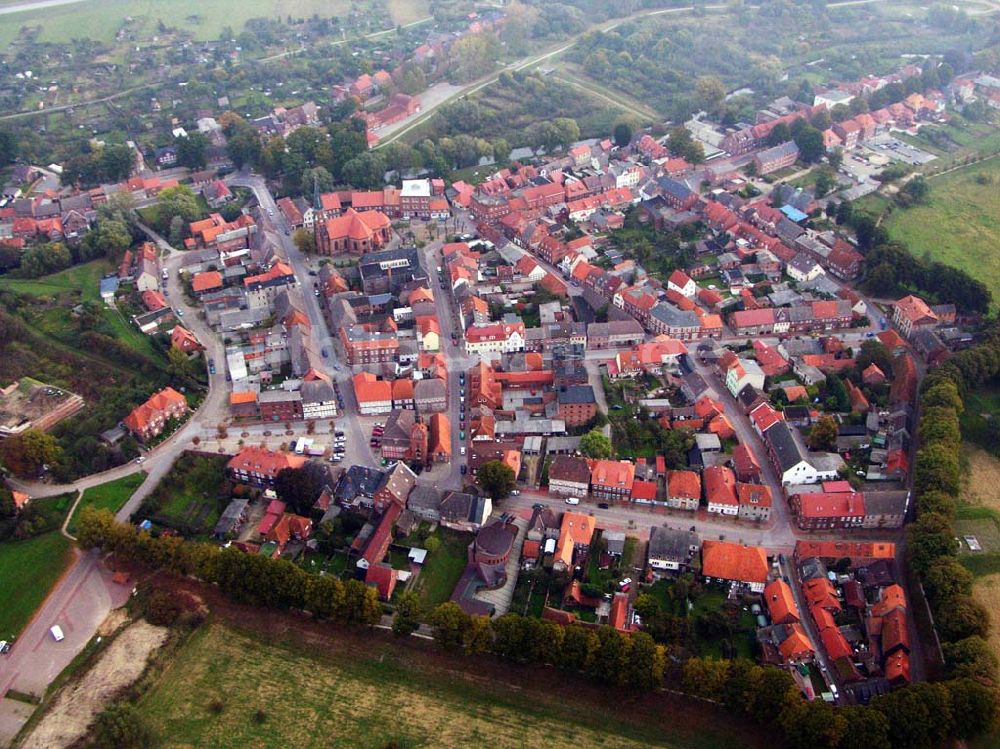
737,483,773,522
647,527,700,574
704,466,738,516
548,455,592,497
439,491,492,532
553,511,596,571
259,390,304,422
701,541,769,593
589,459,636,502
227,446,306,487
122,387,189,441
764,579,800,624
792,491,866,530
763,421,819,486
753,141,799,175
464,321,526,356
892,295,938,339
353,373,393,415
667,470,701,511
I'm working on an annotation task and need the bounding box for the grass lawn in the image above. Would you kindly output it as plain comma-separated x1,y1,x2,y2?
408,528,472,608
882,157,1000,309
0,532,73,639
67,473,146,534
0,0,423,46
140,453,229,536
134,620,759,749
0,259,110,301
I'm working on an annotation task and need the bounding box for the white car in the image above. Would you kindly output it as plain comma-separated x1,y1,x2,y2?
460,446,466,456
50,625,65,642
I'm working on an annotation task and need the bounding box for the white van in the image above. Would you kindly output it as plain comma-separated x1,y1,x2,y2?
50,625,65,642
565,497,580,505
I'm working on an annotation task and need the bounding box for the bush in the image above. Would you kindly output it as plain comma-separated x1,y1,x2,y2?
144,590,182,626
92,703,156,749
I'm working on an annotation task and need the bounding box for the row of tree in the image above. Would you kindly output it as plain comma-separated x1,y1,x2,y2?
907,330,1000,694
76,506,383,625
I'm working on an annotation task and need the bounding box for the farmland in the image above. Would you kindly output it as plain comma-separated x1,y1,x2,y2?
882,157,1000,307
0,0,427,47
0,531,73,639
67,473,145,535
135,619,766,749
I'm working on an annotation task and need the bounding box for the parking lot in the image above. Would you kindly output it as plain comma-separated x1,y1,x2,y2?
866,135,937,165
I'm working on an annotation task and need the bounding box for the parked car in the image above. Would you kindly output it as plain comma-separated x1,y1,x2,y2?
510,490,520,496
460,446,466,456
0,640,11,654
460,465,467,475
598,502,609,509
50,625,65,642
321,348,329,358
619,578,632,592
565,497,580,505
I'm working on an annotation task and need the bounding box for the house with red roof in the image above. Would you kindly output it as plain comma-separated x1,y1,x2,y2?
667,269,696,298
365,562,398,600
589,459,636,502
737,483,772,522
704,466,738,516
701,541,769,592
227,446,306,486
122,387,189,442
792,491,865,530
732,443,762,483
764,579,800,624
892,295,938,339
170,325,203,354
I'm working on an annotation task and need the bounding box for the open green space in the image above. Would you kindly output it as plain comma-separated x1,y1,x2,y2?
882,157,1000,308
136,621,755,749
407,527,472,608
0,531,73,639
136,452,230,536
0,0,425,47
0,260,109,301
67,473,145,535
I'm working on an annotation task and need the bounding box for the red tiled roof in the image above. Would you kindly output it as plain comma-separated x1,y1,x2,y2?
701,541,768,584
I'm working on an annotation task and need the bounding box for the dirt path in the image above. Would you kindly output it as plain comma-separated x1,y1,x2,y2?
18,620,168,749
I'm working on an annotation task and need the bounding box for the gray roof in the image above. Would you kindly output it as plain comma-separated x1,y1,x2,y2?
300,379,336,404
864,491,910,516
557,384,596,406
336,465,386,501
214,498,249,536
407,484,443,515
764,421,808,472
648,526,700,564
548,455,591,485
756,140,799,162
440,491,489,525
650,302,700,329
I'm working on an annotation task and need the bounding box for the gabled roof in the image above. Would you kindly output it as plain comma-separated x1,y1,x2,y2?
764,579,800,624
701,541,768,584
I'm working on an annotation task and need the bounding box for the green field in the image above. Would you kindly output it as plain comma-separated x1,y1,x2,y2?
408,528,472,608
0,532,73,639
135,621,756,749
67,473,145,534
0,260,109,301
883,157,1000,307
0,0,426,47
136,453,229,536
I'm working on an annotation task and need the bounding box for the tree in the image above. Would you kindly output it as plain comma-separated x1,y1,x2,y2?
303,575,345,620
588,626,630,685
838,705,891,749
813,167,837,198
923,557,973,603
943,636,999,682
92,703,157,749
292,228,317,254
465,614,494,654
340,152,387,189
176,132,208,169
490,137,511,164
873,682,954,749
341,578,382,626
300,166,334,195
913,441,961,496
936,595,990,642
921,380,963,414
613,122,633,147
947,678,998,740
166,346,197,382
623,631,664,691
157,184,203,226
918,406,961,450
560,624,600,672
855,340,893,378
695,75,727,113
793,124,825,163
807,416,838,451
766,122,792,147
273,466,324,515
430,602,471,651
580,429,613,459
392,590,422,637
667,126,704,164
779,695,846,749
477,460,516,500
0,429,62,477
0,130,16,166
907,511,957,574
